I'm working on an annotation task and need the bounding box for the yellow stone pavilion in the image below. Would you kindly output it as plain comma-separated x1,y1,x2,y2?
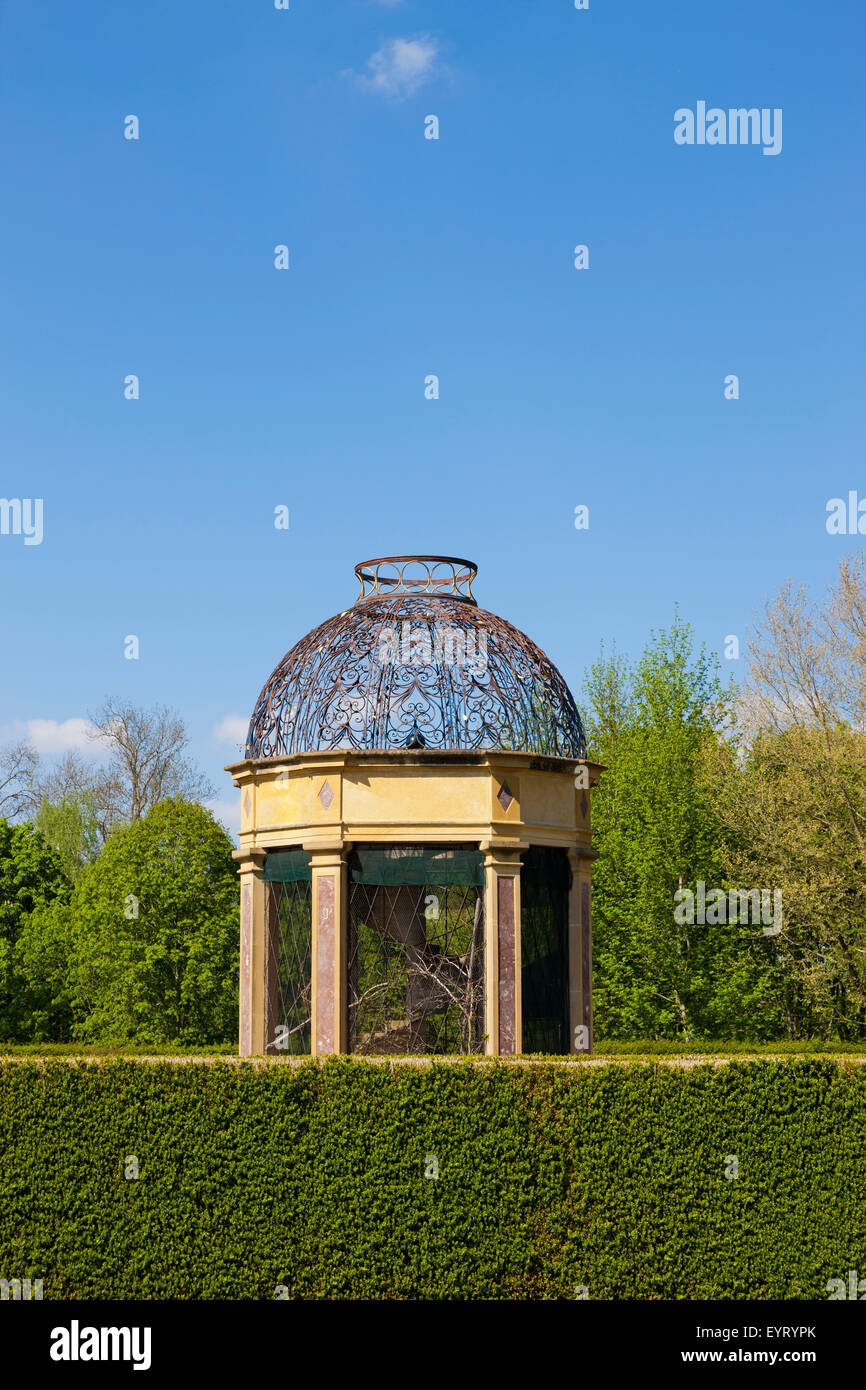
226,556,600,1057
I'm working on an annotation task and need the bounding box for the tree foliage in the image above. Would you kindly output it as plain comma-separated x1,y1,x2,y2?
583,614,781,1040
704,555,866,1038
0,820,70,1041
15,799,238,1044
34,790,100,883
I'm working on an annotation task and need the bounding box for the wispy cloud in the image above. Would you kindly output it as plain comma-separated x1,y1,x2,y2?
350,35,439,100
213,714,248,748
0,717,95,755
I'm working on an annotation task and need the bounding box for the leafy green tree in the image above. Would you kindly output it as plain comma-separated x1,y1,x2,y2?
0,820,70,1040
34,790,100,883
17,798,239,1044
13,896,77,1041
583,615,782,1040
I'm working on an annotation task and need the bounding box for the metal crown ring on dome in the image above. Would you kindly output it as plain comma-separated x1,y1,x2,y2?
355,555,477,605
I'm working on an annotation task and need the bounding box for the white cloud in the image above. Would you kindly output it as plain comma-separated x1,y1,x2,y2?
352,35,439,100
213,714,248,747
207,797,241,836
0,717,95,755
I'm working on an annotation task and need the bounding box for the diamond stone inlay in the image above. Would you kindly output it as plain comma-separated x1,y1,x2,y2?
497,782,514,812
318,780,334,810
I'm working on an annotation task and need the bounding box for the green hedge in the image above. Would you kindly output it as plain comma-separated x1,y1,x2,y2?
1,1059,864,1299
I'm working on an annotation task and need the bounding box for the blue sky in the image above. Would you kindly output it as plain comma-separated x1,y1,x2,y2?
1,0,864,830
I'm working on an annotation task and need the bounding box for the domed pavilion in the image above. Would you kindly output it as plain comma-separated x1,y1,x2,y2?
226,555,600,1057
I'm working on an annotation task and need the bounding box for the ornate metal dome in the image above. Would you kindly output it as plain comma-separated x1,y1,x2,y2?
245,556,586,759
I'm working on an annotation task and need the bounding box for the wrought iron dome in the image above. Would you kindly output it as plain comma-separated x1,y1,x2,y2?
245,556,587,759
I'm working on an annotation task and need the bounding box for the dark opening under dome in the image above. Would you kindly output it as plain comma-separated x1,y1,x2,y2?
245,556,586,759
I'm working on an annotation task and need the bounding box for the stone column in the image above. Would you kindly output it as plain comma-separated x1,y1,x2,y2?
235,848,266,1057
482,844,524,1056
567,846,598,1055
307,843,349,1056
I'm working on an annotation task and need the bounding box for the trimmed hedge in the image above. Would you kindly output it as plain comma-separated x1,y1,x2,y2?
1,1058,864,1299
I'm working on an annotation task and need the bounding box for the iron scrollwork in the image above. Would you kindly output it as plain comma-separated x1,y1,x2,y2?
245,557,586,760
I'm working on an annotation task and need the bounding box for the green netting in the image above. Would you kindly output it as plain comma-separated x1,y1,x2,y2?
264,849,312,883
349,845,484,887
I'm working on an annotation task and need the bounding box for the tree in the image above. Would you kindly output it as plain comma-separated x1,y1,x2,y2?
583,615,781,1040
34,790,100,883
35,750,100,815
0,819,70,1040
12,895,77,1041
85,698,215,837
32,701,216,845
705,555,866,1038
17,798,239,1044
0,742,40,820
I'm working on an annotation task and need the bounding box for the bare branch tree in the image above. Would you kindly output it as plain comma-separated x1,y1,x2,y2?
86,698,216,833
35,750,115,845
0,741,40,820
742,554,866,738
706,553,866,1033
37,749,98,803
